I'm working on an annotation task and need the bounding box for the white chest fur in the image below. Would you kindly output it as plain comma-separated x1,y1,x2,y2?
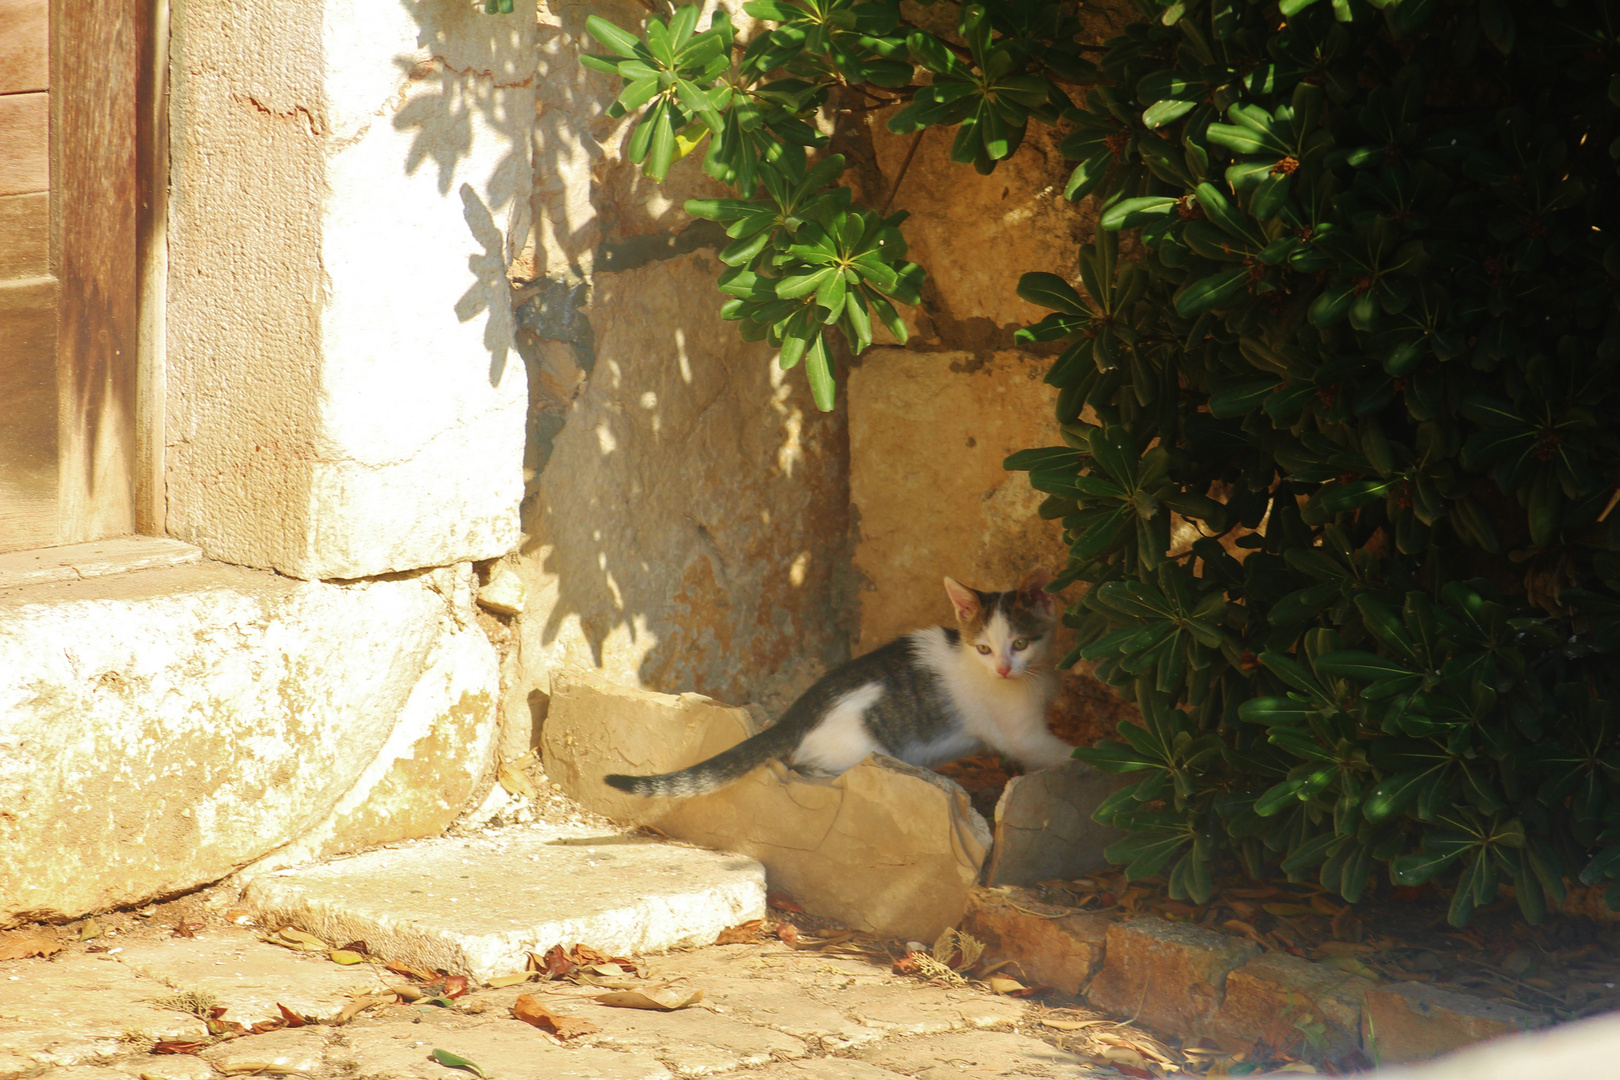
909,627,1073,770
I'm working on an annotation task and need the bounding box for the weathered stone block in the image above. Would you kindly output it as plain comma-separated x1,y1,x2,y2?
960,886,1109,997
165,0,532,579
244,825,764,982
541,670,991,942
1362,981,1548,1064
985,760,1129,887
0,561,498,926
512,249,850,729
1085,917,1260,1036
1212,951,1375,1062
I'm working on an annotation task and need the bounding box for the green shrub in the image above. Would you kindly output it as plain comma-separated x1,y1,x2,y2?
569,0,1620,925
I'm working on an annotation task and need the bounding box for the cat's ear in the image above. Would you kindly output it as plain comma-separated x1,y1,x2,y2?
943,577,981,623
1019,569,1057,616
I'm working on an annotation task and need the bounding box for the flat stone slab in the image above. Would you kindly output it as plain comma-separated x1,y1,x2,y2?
854,1030,1091,1079
112,928,389,1022
242,824,765,982
0,954,208,1072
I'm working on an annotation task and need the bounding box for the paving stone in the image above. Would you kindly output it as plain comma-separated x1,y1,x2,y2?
112,928,389,1023
853,1030,1092,1079
1084,917,1260,1037
125,1055,218,1080
201,1028,329,1075
0,954,209,1069
961,886,1109,997
1210,951,1373,1063
826,982,1022,1036
985,763,1129,888
341,1021,673,1080
1362,981,1548,1064
243,825,764,982
30,1069,142,1080
581,999,807,1075
748,1060,905,1080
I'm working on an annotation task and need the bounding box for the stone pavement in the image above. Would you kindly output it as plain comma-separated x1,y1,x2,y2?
0,916,1108,1080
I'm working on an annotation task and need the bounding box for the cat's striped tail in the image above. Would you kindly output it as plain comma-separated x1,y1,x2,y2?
603,720,801,798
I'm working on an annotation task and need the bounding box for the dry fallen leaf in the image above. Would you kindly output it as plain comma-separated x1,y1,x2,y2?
498,760,538,800
79,919,102,942
714,919,764,945
0,931,62,961
329,949,366,965
332,993,396,1025
594,985,704,1011
387,960,439,982
486,972,535,988
1039,1017,1110,1032
152,1040,211,1055
513,993,600,1038
985,975,1027,995
265,927,327,953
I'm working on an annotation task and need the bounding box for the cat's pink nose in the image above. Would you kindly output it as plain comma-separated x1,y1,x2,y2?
996,662,1011,677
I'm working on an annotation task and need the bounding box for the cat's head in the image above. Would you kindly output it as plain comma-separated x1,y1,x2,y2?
943,570,1059,680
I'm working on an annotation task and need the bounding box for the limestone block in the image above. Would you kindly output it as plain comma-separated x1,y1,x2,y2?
848,346,1137,744
165,0,532,579
1211,951,1374,1062
514,249,850,719
477,560,527,615
244,826,764,982
960,886,1109,997
0,562,498,927
542,670,992,942
985,761,1129,887
1085,917,1260,1036
1362,982,1548,1064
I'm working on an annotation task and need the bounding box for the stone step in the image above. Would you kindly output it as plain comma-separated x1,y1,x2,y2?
242,824,765,983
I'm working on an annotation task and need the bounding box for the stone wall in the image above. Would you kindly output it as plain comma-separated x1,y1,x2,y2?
499,0,852,756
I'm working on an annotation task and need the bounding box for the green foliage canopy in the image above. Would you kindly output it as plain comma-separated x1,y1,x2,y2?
565,0,1620,926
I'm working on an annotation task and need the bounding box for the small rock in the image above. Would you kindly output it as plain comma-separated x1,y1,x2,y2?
476,564,526,615
985,761,1130,887
202,1028,326,1075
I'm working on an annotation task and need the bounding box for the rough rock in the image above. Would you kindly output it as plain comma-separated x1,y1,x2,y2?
165,0,530,579
542,671,992,941
960,887,1110,998
121,1057,217,1080
1362,981,1548,1064
1211,951,1374,1062
0,562,498,927
477,561,527,616
985,762,1129,887
1084,917,1260,1035
511,247,852,740
847,347,1136,747
0,537,200,589
241,823,765,982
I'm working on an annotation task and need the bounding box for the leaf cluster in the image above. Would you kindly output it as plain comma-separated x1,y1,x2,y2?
1005,0,1620,924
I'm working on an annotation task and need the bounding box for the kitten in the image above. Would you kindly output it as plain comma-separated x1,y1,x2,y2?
604,570,1075,798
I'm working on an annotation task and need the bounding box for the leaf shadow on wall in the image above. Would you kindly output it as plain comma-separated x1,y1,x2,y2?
393,0,535,387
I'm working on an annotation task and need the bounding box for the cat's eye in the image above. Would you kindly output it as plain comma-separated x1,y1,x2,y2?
1012,639,1028,651
976,645,992,655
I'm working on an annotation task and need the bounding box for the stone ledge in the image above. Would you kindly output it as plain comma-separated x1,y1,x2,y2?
243,825,766,982
959,887,1554,1067
0,536,202,590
